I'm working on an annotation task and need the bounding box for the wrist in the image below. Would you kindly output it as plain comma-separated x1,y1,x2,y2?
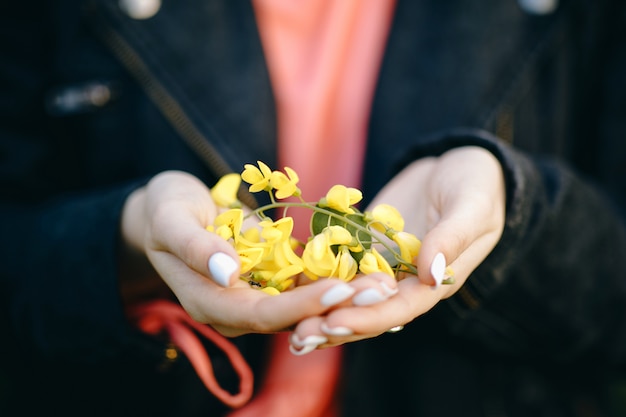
119,186,172,305
121,186,147,255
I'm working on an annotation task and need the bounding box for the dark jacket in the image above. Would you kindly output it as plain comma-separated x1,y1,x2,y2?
2,0,626,416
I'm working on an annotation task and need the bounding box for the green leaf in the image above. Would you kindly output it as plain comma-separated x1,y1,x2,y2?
310,207,372,252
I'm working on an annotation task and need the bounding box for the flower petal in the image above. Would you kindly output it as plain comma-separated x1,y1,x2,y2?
370,203,405,233
210,173,242,208
324,185,362,214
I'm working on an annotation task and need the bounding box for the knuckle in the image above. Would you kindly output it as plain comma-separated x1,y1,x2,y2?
180,233,207,267
245,315,274,333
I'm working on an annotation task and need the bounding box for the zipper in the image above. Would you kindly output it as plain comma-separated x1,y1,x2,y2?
92,16,259,209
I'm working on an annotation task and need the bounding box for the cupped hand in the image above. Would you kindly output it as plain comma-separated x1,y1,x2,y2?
289,146,506,352
120,170,387,337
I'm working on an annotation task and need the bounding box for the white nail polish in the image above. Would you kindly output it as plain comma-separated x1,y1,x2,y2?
289,334,328,355
320,283,356,307
353,288,387,306
291,334,328,348
208,252,238,287
289,343,318,356
380,282,399,297
430,252,446,289
321,322,354,336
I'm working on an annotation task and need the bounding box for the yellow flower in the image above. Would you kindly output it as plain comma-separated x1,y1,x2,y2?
324,225,354,246
288,236,302,251
322,225,363,253
321,185,362,214
267,264,301,290
251,265,299,292
255,217,303,268
240,226,261,244
359,248,395,277
212,209,244,241
261,286,281,296
259,217,293,244
238,216,304,291
270,167,301,199
446,266,455,280
220,161,444,292
235,226,271,260
237,247,265,274
369,204,405,233
391,231,422,263
330,246,358,281
274,238,305,269
302,233,338,279
241,161,272,193
210,173,242,208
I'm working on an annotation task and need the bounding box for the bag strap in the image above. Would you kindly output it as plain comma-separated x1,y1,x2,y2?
127,300,254,408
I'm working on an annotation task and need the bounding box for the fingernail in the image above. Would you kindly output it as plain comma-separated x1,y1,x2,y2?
289,335,328,356
289,343,318,356
321,322,354,336
208,252,238,287
430,252,446,289
353,288,387,306
380,282,399,297
291,334,328,348
320,283,356,307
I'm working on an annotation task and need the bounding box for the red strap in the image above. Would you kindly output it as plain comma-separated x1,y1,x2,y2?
127,300,254,409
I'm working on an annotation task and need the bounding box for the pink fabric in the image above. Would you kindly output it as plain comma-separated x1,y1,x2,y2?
227,1,397,416
253,0,396,214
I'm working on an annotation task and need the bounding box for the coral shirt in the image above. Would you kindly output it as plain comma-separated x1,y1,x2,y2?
253,0,396,239
229,1,396,416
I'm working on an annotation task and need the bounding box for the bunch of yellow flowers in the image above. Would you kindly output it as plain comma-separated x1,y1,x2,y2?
207,161,453,295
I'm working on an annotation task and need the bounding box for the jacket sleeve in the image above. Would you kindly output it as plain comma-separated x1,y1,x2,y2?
0,185,146,362
396,3,626,369
410,130,626,367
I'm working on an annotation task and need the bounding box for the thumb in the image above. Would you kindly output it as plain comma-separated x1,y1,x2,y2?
415,217,471,289
207,251,241,287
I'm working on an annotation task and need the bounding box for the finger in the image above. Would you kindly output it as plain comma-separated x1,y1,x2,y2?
150,252,361,334
143,171,246,287
288,317,330,355
291,276,439,350
327,276,434,334
415,216,473,288
415,147,506,289
147,190,240,286
291,316,364,353
148,204,244,287
207,279,356,337
297,270,398,302
415,190,504,289
346,273,398,306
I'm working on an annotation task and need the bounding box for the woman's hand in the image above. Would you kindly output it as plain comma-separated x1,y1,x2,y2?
119,170,396,337
289,146,506,352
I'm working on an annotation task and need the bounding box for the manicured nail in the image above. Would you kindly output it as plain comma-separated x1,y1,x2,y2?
289,343,318,356
321,322,354,336
353,288,387,306
289,334,328,356
208,252,238,287
430,252,446,289
380,282,399,297
320,283,356,307
291,334,328,348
